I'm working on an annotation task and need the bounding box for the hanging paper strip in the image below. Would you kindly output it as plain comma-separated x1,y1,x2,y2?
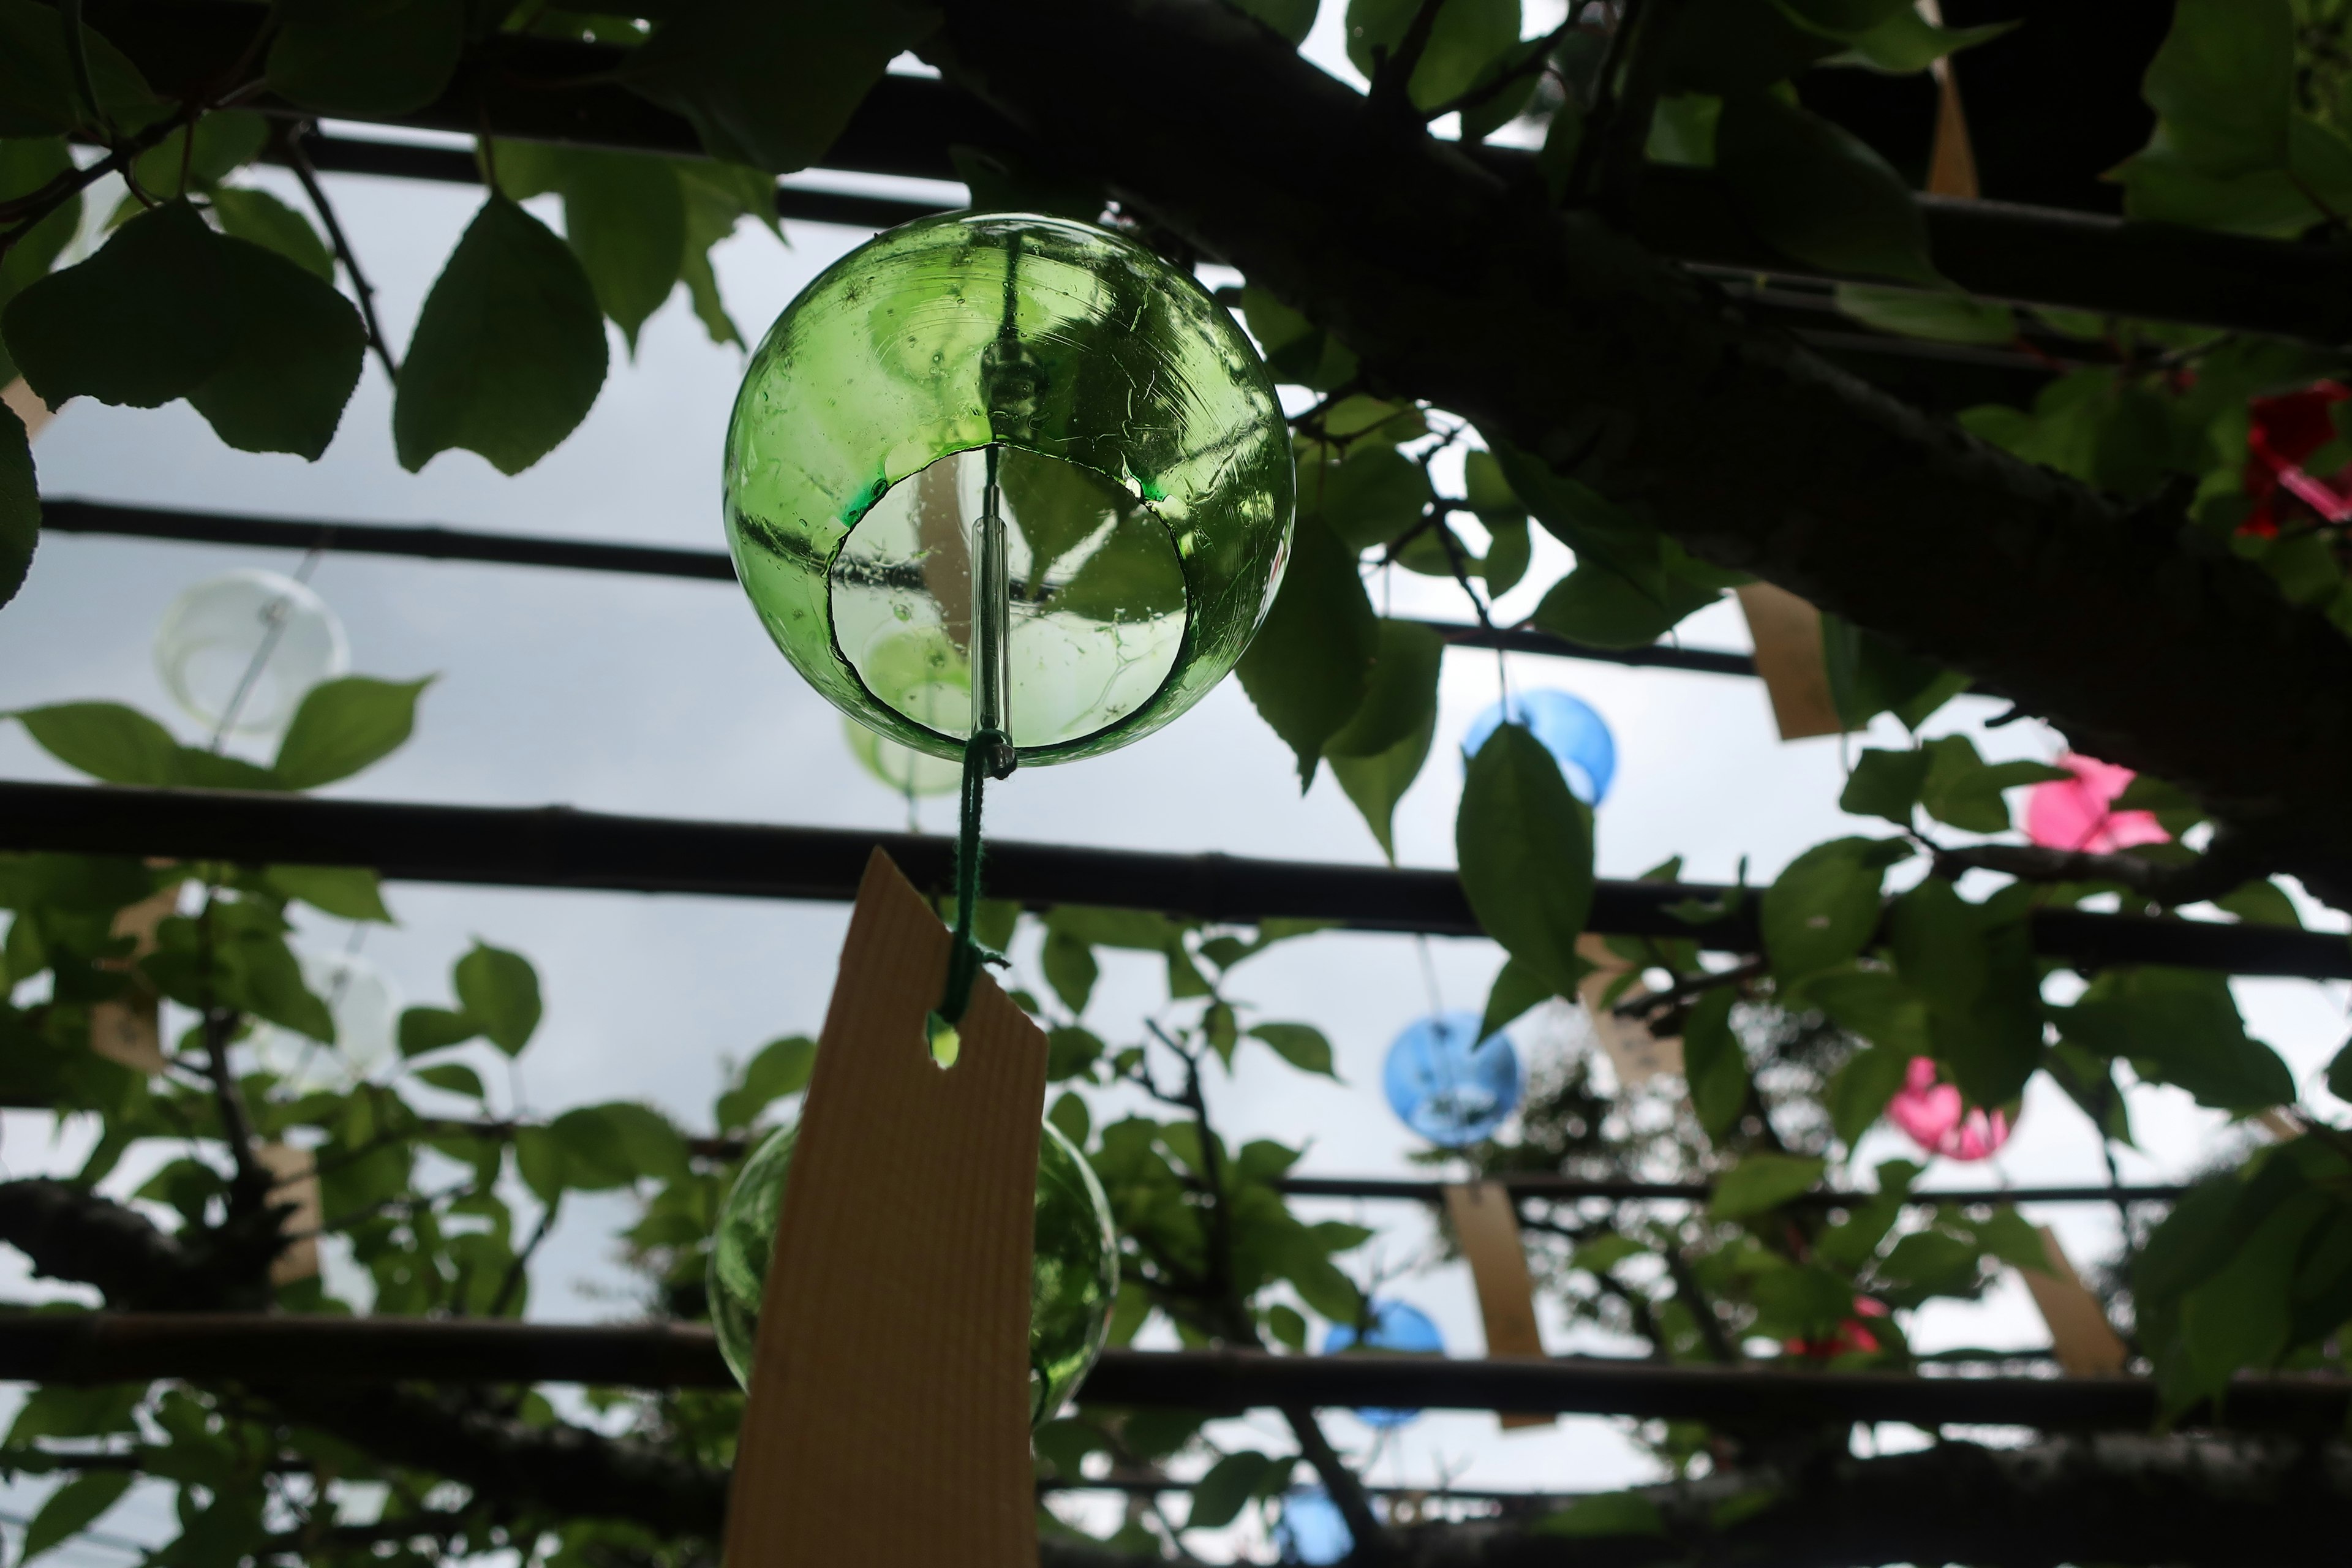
723,850,1047,1568
257,1143,323,1284
1735,582,1842,742
1574,934,1683,1087
1921,0,1982,200
1443,1182,1553,1431
2019,1226,2128,1377
2,379,54,440
90,884,179,1074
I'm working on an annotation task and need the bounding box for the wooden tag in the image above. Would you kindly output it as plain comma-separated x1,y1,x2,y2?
723,850,1047,1568
1574,935,1681,1087
89,885,181,1075
257,1144,322,1284
2,379,53,441
1735,583,1841,742
1920,1,1981,200
2020,1225,2127,1377
1442,1183,1551,1431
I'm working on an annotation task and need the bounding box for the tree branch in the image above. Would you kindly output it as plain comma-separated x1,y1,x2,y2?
279,123,401,383
1929,835,2270,910
924,0,2352,913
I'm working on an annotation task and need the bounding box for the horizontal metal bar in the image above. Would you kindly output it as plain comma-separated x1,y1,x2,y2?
282,130,953,232
1277,1175,2190,1207
2,782,2346,978
10,1313,2342,1431
37,497,1760,677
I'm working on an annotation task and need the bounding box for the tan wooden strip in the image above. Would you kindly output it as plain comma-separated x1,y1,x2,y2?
1574,933,1681,1086
257,1143,322,1284
3,379,54,441
1735,582,1841,741
90,885,181,1074
1920,1,1983,201
1444,1182,1552,1431
723,849,1046,1568
2021,1225,2128,1378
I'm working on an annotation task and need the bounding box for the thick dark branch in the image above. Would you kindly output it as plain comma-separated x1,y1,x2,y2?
927,0,2352,905
1931,835,2268,909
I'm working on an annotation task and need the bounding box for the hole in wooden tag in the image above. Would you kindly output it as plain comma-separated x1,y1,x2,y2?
925,1011,962,1069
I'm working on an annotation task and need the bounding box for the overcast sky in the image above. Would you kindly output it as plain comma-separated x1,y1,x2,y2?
6,12,2351,1556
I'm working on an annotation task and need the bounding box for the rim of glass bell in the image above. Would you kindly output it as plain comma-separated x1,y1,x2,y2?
825,438,1199,766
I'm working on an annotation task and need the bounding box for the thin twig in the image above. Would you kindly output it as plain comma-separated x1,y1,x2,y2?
1369,0,1450,117
282,124,401,383
487,1196,560,1319
0,108,193,254
1928,833,2267,910
1662,1245,1738,1365
1613,957,1766,1020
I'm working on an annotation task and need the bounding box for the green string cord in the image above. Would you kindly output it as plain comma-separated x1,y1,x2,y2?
937,725,1011,1025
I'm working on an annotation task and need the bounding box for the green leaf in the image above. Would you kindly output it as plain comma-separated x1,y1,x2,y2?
1820,613,1963,731
1664,0,1838,95
1042,930,1098,1015
262,865,392,923
1305,443,1431,550
394,196,608,475
1457,722,1596,996
1344,0,1523,111
2,200,235,409
1531,1487,1667,1533
554,1101,689,1186
1839,747,1928,826
2046,1038,2136,1147
0,0,164,136
1239,286,1357,391
949,144,1106,225
1680,986,1748,1143
1330,700,1434,863
185,235,368,460
558,150,688,350
717,1034,817,1128
209,185,335,281
1825,1041,1912,1145
1226,0,1318,44
19,1469,133,1564
2214,879,2301,929
1046,1025,1105,1083
414,1061,485,1098
1716,90,1940,286
1251,1022,1337,1079
1188,1450,1280,1531
1759,837,1906,982
1887,877,2042,1107
454,941,541,1055
2329,1038,2352,1104
0,401,31,607
399,1005,478,1057
1833,284,2015,346
1326,619,1444,761
1917,734,2069,834
238,930,336,1042
1532,558,1717,648
2138,0,2293,176
2060,967,2296,1114
623,0,940,173
1235,510,1379,788
13,701,181,783
1708,1152,1826,1220
1047,1087,1090,1147
1802,965,1929,1058
129,112,268,201
267,0,465,117
1480,954,1551,1041
1830,10,2013,74
272,676,432,788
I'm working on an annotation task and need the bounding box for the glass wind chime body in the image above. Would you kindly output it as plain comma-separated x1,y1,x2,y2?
725,214,1294,777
